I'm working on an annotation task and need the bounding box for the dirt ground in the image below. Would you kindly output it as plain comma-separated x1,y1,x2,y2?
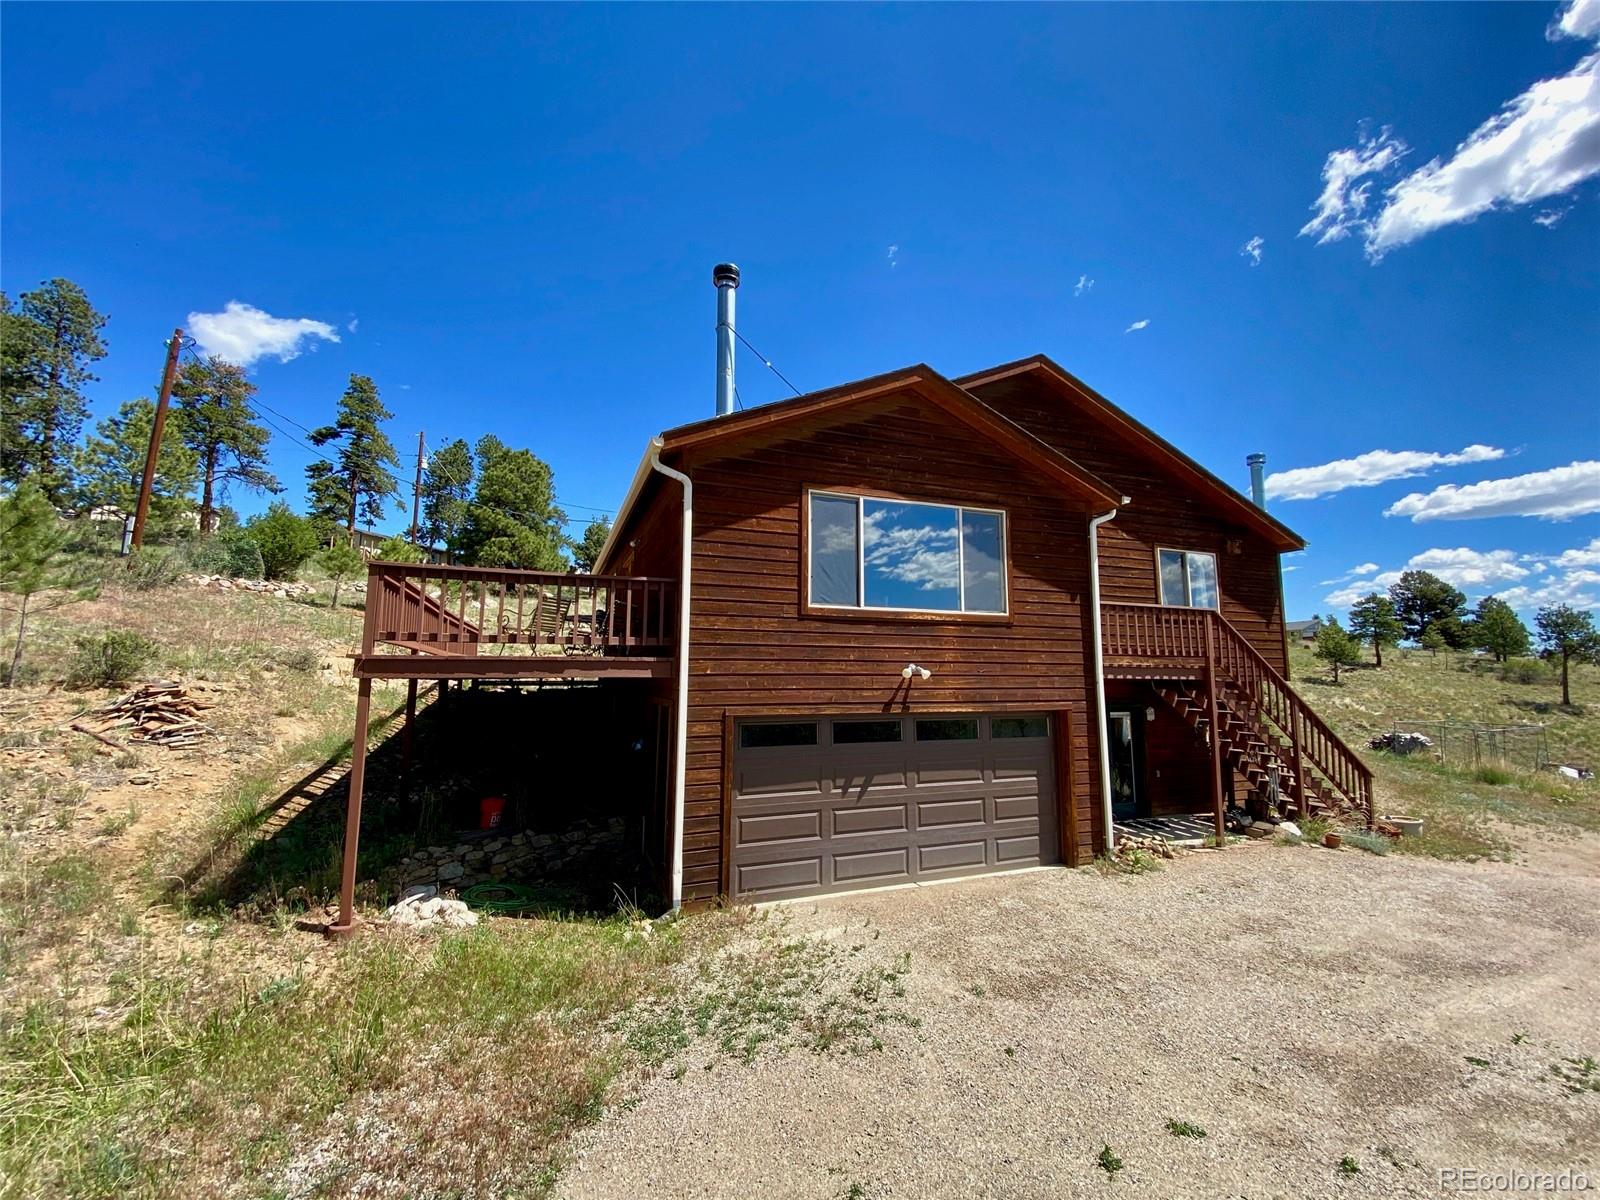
557,835,1600,1199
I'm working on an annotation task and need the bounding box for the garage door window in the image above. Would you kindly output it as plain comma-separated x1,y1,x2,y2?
740,721,818,749
832,719,903,744
992,715,1049,739
916,718,979,741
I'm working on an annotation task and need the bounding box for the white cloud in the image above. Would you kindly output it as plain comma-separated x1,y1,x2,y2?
1324,576,1400,608
1386,461,1600,522
1534,206,1572,226
1555,0,1600,40
887,244,899,268
1322,540,1600,616
1074,274,1094,297
347,317,359,333
1240,235,1265,265
188,301,339,367
1552,536,1600,567
1401,547,1531,587
1318,562,1381,586
1125,318,1150,333
1303,3,1600,260
1299,128,1410,244
1495,569,1600,612
1265,445,1505,501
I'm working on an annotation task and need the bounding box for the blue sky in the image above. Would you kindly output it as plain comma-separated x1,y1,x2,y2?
4,2,1597,619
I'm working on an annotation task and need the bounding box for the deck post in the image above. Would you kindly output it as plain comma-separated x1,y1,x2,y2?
1290,707,1308,820
402,677,417,773
330,676,374,936
1203,617,1226,847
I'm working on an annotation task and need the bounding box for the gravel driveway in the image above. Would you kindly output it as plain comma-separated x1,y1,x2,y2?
559,837,1600,1199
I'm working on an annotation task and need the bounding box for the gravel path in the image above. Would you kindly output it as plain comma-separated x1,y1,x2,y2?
558,836,1600,1199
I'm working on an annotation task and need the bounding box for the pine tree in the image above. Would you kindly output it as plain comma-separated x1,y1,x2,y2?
1470,595,1531,663
455,435,567,570
1535,605,1600,707
0,280,109,502
1313,617,1362,684
1347,592,1402,668
316,540,366,609
1420,625,1448,658
1389,570,1468,647
306,374,401,541
419,437,474,552
573,517,612,571
73,398,199,535
1,483,98,686
172,356,279,533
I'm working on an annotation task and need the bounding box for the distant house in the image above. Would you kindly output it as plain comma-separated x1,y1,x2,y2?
1287,617,1324,643
352,526,452,565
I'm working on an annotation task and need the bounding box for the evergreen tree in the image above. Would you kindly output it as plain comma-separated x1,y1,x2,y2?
456,435,567,570
1470,595,1531,663
1346,592,1402,668
1535,604,1600,707
172,356,279,533
419,437,474,551
572,516,612,571
1,483,98,686
1389,570,1469,647
1420,624,1448,658
0,280,109,502
243,502,321,580
316,540,366,609
1313,617,1362,684
305,374,401,540
73,398,199,535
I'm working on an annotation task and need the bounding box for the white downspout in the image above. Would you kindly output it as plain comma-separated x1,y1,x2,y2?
647,437,692,912
1088,501,1129,853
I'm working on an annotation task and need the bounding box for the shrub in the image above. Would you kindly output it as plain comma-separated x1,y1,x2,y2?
1342,830,1391,856
120,545,187,592
244,503,321,580
373,535,425,564
1473,765,1514,786
66,631,157,688
269,646,321,673
189,530,265,579
1499,658,1547,685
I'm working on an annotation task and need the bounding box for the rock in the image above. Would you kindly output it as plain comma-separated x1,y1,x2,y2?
437,861,465,881
1278,821,1303,840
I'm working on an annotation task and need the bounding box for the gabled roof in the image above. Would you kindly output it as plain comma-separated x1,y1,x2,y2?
958,354,1307,552
656,363,1124,508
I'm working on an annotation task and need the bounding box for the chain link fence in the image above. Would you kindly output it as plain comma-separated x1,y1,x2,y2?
1376,719,1551,772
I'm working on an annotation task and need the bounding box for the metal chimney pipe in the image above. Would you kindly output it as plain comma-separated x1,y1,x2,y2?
713,262,740,417
1247,452,1267,509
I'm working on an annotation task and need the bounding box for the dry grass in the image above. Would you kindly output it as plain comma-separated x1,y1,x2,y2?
1288,643,1600,861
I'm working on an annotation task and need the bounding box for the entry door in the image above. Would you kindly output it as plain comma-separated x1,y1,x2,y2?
1107,711,1140,820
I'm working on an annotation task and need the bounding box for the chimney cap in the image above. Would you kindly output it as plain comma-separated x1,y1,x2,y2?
712,262,741,288
1246,452,1267,466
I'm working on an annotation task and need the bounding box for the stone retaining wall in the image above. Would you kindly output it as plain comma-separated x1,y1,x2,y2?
387,817,626,893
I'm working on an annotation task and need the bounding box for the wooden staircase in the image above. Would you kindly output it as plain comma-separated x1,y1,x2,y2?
1102,602,1374,826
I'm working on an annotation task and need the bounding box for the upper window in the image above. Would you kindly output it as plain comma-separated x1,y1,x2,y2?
807,491,1007,615
1158,549,1220,609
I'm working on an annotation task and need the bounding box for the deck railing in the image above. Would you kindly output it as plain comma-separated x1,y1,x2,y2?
360,561,678,658
1101,601,1373,819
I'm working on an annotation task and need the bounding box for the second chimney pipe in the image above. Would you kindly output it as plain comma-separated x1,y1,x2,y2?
713,262,740,417
1247,452,1267,509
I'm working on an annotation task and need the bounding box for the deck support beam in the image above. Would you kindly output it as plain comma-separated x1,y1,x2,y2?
1203,618,1227,847
330,677,374,936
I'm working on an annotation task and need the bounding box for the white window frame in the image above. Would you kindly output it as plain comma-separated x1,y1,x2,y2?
806,489,1009,616
1156,547,1220,610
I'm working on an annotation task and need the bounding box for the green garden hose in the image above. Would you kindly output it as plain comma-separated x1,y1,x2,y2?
460,881,540,914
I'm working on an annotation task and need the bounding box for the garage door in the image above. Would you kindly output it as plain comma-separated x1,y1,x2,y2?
731,713,1058,902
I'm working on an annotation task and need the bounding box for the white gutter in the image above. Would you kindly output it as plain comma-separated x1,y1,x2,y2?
646,437,692,913
1088,500,1129,853
592,441,658,574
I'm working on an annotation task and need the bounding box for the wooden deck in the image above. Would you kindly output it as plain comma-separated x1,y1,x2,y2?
352,561,678,681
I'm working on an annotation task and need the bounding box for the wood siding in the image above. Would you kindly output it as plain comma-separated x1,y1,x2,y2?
969,374,1290,673
670,391,1102,902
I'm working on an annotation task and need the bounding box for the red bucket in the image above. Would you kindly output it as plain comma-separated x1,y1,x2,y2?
479,796,505,830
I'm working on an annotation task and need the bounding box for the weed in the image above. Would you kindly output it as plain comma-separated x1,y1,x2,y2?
1338,1155,1361,1177
969,983,987,999
1550,1055,1599,1095
1097,1144,1124,1176
1511,1032,1528,1045
1472,765,1514,786
1465,1055,1490,1067
1341,830,1391,855
1297,814,1333,844
1166,1119,1207,1138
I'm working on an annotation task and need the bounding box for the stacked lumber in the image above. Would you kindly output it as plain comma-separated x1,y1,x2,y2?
88,681,215,748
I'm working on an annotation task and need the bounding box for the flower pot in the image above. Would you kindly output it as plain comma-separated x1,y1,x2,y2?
1323,832,1342,849
1387,816,1424,838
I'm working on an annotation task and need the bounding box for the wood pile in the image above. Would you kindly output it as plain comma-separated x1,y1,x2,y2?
87,681,216,749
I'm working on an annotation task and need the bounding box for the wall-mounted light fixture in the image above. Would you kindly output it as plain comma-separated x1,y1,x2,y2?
1144,706,1157,722
901,663,932,681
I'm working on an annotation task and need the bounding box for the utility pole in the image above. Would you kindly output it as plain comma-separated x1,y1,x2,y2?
409,430,426,546
130,328,185,550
